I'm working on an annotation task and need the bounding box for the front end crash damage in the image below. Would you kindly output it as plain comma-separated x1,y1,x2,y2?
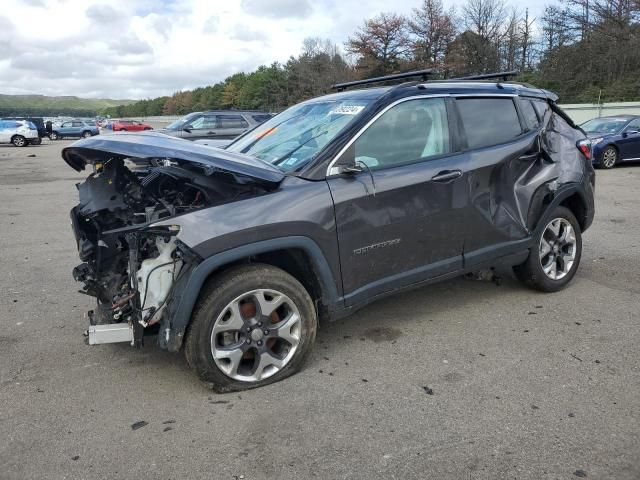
64,132,284,348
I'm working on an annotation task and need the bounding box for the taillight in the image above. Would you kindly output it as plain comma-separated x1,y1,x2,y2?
577,139,592,160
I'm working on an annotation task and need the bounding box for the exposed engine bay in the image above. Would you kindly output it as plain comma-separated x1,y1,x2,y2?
70,155,271,346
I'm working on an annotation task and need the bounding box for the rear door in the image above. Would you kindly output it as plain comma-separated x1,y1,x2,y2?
618,118,640,160
214,114,251,139
327,96,468,306
452,96,537,266
71,121,84,136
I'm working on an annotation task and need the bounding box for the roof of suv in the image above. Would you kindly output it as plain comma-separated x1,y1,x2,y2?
307,81,554,104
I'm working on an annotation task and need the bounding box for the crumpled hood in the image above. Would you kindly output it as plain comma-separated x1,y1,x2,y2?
61,131,285,184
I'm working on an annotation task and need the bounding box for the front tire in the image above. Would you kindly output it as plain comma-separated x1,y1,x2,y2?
50,132,59,140
11,135,27,147
599,146,618,169
514,206,582,292
184,264,317,392
30,137,42,145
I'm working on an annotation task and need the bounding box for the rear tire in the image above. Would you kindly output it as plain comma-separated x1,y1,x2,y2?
11,135,27,147
514,206,582,292
599,146,618,169
184,264,317,392
30,137,42,145
82,130,92,138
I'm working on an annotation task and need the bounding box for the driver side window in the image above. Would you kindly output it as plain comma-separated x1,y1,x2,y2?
625,119,640,132
189,115,218,129
353,98,450,170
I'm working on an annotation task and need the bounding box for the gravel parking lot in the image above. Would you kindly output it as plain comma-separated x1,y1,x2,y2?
0,140,639,480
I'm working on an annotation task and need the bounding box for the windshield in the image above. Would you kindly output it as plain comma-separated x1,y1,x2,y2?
582,118,628,134
166,113,199,130
226,99,371,172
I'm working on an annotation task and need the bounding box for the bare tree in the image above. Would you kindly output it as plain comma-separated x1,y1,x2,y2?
408,0,457,69
346,12,411,76
463,0,507,41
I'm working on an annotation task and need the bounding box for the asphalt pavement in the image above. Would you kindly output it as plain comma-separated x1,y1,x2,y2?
0,140,638,479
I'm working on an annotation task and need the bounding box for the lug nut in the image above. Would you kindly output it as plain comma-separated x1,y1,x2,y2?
246,327,251,332
246,338,251,344
258,322,262,327
257,341,262,346
264,330,269,335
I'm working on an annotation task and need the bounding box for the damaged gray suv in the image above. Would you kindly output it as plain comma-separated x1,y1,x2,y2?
63,71,595,391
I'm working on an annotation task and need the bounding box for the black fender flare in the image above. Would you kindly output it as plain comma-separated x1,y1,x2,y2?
530,183,592,237
165,236,340,351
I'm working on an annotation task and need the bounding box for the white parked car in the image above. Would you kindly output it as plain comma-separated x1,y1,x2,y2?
0,119,39,147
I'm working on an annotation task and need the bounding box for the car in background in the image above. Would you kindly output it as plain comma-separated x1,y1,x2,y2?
582,115,640,168
3,117,46,144
111,120,153,132
0,119,39,147
158,110,272,141
50,120,99,140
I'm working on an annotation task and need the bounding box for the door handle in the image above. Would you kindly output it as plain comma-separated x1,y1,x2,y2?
431,170,462,182
519,152,539,161
207,131,216,135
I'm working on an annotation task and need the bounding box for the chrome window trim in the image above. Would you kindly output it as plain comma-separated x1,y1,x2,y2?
325,93,519,177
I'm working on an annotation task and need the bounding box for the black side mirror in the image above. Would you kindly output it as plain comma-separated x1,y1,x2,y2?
623,130,639,137
183,127,192,133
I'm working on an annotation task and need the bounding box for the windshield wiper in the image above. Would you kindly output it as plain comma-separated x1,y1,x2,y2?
239,113,306,154
272,130,329,167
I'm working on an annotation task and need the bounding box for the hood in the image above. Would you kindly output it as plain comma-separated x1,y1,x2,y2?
61,131,284,184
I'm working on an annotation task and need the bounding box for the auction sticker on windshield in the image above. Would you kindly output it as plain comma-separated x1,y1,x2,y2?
329,105,365,115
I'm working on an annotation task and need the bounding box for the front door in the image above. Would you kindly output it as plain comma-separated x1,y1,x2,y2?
183,114,219,140
618,118,640,160
327,97,467,306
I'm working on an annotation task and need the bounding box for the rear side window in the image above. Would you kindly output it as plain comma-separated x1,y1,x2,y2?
456,98,522,149
219,115,249,129
252,114,272,123
520,99,541,130
531,99,550,122
72,121,83,127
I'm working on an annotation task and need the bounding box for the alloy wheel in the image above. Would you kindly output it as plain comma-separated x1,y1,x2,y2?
210,289,302,382
13,136,25,147
539,218,577,280
602,147,617,168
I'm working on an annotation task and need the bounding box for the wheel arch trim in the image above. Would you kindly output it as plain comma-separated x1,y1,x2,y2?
531,184,592,235
168,236,340,347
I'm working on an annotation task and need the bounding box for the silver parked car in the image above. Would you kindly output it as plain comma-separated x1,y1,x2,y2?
0,119,39,146
158,110,272,141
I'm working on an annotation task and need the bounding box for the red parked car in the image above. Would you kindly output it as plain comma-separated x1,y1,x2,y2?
111,120,153,132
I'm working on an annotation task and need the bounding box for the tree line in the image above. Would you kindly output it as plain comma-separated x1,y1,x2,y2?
104,0,640,118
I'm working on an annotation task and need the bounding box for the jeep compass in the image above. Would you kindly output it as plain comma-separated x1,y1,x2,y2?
63,71,595,391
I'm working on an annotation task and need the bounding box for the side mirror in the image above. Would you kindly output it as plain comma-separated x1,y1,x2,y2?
623,130,639,137
183,127,192,133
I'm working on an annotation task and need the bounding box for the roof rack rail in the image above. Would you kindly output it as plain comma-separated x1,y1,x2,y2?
452,70,519,81
331,69,436,91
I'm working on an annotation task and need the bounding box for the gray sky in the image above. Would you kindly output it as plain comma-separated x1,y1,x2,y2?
1,0,550,99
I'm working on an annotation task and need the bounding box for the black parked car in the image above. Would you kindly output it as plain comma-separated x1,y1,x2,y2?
62,71,595,391
4,116,46,144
